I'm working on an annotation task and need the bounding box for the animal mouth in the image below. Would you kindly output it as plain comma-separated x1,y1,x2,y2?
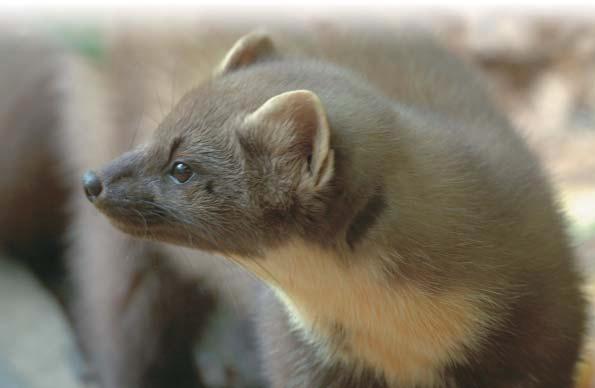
92,198,205,248
109,217,202,248
94,199,166,231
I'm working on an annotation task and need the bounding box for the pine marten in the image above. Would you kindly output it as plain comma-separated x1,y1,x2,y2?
82,28,587,387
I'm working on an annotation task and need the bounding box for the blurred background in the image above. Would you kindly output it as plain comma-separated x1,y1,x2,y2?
0,5,594,388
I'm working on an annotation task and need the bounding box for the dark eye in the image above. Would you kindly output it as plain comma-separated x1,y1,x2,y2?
170,162,194,183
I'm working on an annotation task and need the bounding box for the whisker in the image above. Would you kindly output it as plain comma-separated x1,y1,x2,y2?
131,208,150,240
134,199,197,246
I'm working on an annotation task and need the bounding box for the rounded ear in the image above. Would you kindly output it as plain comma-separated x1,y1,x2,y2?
244,90,334,188
216,30,276,75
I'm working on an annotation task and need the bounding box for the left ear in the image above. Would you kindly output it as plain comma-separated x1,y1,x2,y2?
245,90,334,188
216,30,276,75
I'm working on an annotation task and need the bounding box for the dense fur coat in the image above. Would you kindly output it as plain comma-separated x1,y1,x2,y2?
84,24,587,388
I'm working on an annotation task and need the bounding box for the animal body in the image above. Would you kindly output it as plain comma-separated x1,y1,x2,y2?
83,24,587,388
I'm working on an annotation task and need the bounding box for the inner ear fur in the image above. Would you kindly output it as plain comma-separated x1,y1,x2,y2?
245,90,334,188
216,30,276,75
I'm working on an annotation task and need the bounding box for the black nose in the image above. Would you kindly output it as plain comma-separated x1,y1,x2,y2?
82,170,103,201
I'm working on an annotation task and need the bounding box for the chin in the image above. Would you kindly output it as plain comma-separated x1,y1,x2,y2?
108,217,218,252
108,219,155,239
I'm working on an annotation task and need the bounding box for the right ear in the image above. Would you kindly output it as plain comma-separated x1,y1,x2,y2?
215,30,276,75
244,90,334,189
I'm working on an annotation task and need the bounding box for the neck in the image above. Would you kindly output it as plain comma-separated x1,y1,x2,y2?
236,239,493,387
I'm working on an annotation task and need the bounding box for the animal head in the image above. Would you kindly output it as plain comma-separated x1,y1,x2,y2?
83,31,338,257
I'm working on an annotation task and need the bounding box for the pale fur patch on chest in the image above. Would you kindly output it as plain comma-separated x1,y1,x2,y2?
238,240,492,387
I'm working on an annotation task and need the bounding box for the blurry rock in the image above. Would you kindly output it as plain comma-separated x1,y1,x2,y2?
0,255,82,388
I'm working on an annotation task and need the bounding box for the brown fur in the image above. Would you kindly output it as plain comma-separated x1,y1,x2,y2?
83,22,587,388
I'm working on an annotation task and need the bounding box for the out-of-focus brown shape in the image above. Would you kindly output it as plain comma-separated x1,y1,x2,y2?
0,32,70,293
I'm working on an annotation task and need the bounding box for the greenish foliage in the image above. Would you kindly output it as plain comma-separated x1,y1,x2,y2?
47,23,106,64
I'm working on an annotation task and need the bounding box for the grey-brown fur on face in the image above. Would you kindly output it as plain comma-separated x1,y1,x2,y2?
93,57,398,258
87,22,587,388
